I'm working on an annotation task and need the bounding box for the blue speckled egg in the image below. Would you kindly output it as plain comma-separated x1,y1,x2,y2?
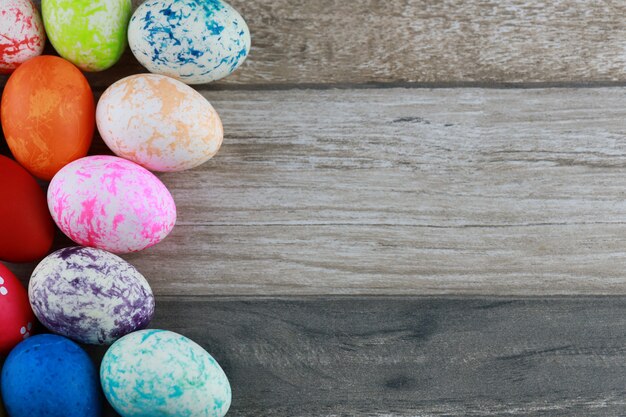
101,329,231,417
1,334,102,417
128,0,250,84
29,247,155,345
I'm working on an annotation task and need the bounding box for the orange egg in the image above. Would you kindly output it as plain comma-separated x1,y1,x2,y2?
1,55,94,180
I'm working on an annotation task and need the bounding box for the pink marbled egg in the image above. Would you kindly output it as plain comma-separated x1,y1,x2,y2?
47,155,176,254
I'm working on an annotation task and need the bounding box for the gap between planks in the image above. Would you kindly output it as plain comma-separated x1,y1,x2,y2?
86,81,626,94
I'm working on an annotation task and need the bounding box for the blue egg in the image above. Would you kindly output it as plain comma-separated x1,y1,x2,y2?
1,334,102,417
128,0,251,84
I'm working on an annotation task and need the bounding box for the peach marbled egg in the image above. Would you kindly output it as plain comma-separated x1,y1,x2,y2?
96,74,223,172
47,155,176,254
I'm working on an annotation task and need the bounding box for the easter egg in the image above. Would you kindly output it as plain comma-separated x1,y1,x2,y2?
48,155,176,253
128,0,251,84
42,0,132,72
0,155,53,263
97,74,223,172
0,263,35,356
101,330,231,417
0,0,45,73
1,55,94,181
29,247,155,345
1,334,102,417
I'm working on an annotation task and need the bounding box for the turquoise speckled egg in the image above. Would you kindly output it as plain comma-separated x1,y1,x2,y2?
100,329,231,417
128,0,250,84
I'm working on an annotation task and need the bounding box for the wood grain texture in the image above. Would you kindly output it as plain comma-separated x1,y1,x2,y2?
86,296,626,416
8,87,626,296
23,0,626,87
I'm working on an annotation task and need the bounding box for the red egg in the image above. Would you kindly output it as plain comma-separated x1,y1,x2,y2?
0,263,35,355
0,155,54,263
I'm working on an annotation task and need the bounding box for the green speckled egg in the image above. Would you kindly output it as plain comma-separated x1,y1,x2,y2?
42,0,132,72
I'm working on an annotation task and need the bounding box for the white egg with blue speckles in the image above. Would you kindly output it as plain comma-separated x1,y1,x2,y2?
128,0,250,84
100,329,231,417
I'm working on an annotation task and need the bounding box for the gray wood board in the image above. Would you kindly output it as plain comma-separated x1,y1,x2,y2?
24,0,626,87
86,296,626,416
7,87,626,296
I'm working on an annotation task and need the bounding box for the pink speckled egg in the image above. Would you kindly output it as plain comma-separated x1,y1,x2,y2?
47,155,176,254
0,0,45,73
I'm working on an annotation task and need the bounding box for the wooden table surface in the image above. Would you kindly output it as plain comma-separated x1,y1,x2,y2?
5,1,626,416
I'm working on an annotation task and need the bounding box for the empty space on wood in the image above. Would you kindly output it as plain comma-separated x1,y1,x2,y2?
9,87,626,296
89,296,626,417
24,0,626,87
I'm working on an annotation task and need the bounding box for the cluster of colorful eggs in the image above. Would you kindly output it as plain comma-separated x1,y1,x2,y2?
0,0,250,416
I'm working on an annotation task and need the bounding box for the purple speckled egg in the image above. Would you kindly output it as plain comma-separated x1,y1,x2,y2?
28,247,155,345
47,155,176,254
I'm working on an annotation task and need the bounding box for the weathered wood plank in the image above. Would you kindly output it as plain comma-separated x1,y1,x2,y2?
87,296,626,416
21,0,626,87
8,87,626,295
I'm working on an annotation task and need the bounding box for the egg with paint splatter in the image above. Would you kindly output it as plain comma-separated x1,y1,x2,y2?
1,55,94,181
97,74,223,172
1,334,102,417
48,155,176,254
0,155,54,263
29,247,155,345
0,263,35,356
128,0,250,84
0,0,46,74
101,329,231,417
42,0,132,72
0,0,45,73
